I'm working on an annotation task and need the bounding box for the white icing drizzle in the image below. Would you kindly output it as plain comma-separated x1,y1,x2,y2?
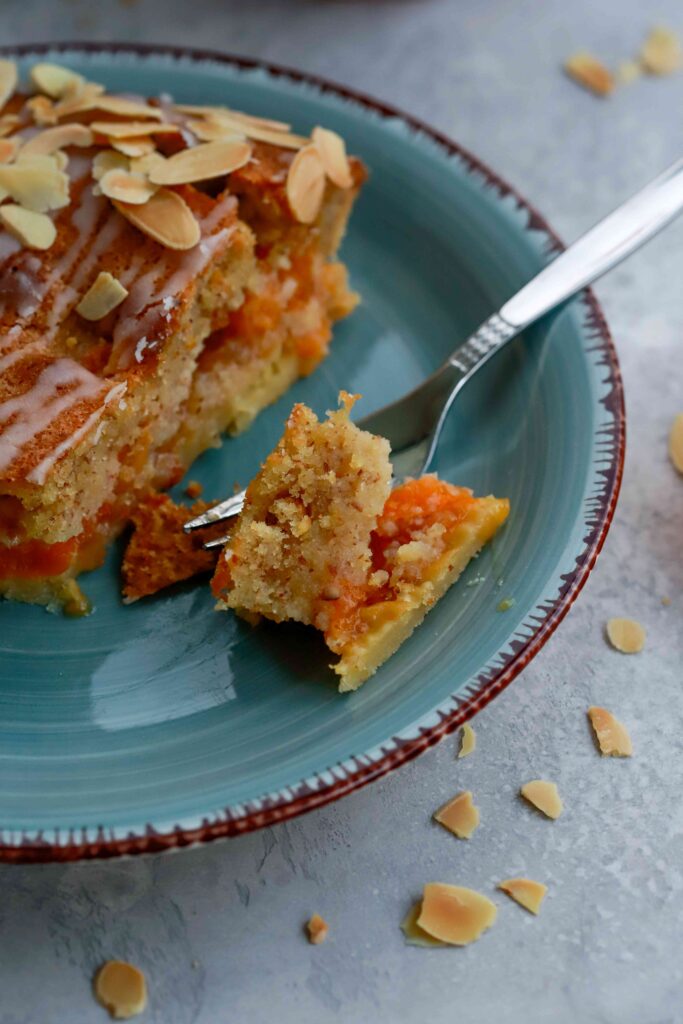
46,207,123,332
27,381,127,485
0,358,107,475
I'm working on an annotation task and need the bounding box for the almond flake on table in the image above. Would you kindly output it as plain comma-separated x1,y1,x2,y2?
498,878,547,915
458,722,476,758
640,26,683,75
520,779,563,819
416,883,497,946
306,913,329,944
605,617,645,654
94,960,147,1020
433,790,480,839
588,706,633,757
668,413,683,472
564,51,615,96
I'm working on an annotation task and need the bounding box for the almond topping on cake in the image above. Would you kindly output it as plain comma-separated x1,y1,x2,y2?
433,790,480,839
92,149,130,180
458,722,476,759
26,94,58,125
417,883,497,946
21,123,94,157
99,168,157,205
90,120,181,139
0,137,19,163
312,126,353,189
0,159,69,212
521,780,563,819
0,204,56,249
30,62,85,99
498,878,547,915
148,139,252,185
113,187,200,250
94,960,147,1020
110,137,157,158
588,706,633,757
0,59,18,110
76,272,129,321
287,144,327,223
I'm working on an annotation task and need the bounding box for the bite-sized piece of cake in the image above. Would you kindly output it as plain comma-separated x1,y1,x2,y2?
212,394,510,690
0,61,365,610
121,493,223,602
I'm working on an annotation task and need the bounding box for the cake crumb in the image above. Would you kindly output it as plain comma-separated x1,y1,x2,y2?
606,617,645,654
565,51,615,96
433,790,480,839
588,706,633,757
94,960,147,1019
521,780,563,819
306,913,329,944
498,878,547,915
640,26,682,75
417,883,497,946
184,480,203,499
458,722,476,759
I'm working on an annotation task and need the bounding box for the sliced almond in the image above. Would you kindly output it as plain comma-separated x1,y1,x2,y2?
312,126,352,188
0,59,18,111
130,151,166,176
0,114,20,138
91,121,181,139
286,144,326,224
433,790,480,839
176,103,291,132
92,149,129,181
498,878,547,915
521,780,563,819
208,112,306,149
76,271,129,320
0,205,56,250
0,137,19,163
110,137,157,158
669,413,683,472
91,95,163,121
148,139,251,185
588,706,633,757
53,81,105,119
26,94,58,126
306,913,329,945
186,118,247,143
417,883,497,946
400,902,448,948
605,617,645,654
458,722,476,759
99,168,157,205
640,26,682,75
113,187,200,250
94,960,147,1020
0,161,69,212
21,123,94,157
30,62,86,99
564,51,615,97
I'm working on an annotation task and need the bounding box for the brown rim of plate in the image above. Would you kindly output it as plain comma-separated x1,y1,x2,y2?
0,42,626,864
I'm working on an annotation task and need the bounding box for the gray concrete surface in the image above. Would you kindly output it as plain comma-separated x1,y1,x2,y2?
2,1,683,1021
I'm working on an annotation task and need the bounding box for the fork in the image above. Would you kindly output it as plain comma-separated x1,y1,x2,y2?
186,157,683,549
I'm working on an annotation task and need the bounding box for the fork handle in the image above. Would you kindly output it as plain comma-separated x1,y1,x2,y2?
498,157,683,332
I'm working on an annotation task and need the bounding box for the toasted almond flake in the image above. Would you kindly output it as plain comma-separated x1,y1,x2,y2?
92,150,129,181
21,123,94,157
148,139,251,185
498,878,547,915
286,144,326,224
0,205,56,250
0,137,19,163
0,161,69,212
207,112,306,149
306,913,329,944
417,883,497,946
186,117,247,143
27,94,58,126
94,960,147,1020
640,26,682,75
434,790,480,839
617,60,643,85
521,779,563,819
110,137,156,158
0,114,20,138
669,413,683,472
312,126,352,188
76,272,129,320
130,151,166,176
400,901,448,947
91,121,180,139
52,81,105,119
176,103,291,132
565,51,615,96
31,62,86,99
458,722,476,759
99,168,157,205
92,95,163,120
113,187,200,250
0,60,18,111
605,617,645,654
588,706,633,757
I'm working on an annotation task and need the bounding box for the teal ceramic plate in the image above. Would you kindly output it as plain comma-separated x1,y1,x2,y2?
0,44,624,862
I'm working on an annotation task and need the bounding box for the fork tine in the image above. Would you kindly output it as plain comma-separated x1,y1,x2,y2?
183,490,246,532
202,533,232,551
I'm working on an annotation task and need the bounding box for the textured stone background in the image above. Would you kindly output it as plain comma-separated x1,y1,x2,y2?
2,2,683,1021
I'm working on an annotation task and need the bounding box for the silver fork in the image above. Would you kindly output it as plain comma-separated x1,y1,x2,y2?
186,157,683,549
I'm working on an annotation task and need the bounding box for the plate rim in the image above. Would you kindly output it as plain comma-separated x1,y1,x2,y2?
0,40,625,864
